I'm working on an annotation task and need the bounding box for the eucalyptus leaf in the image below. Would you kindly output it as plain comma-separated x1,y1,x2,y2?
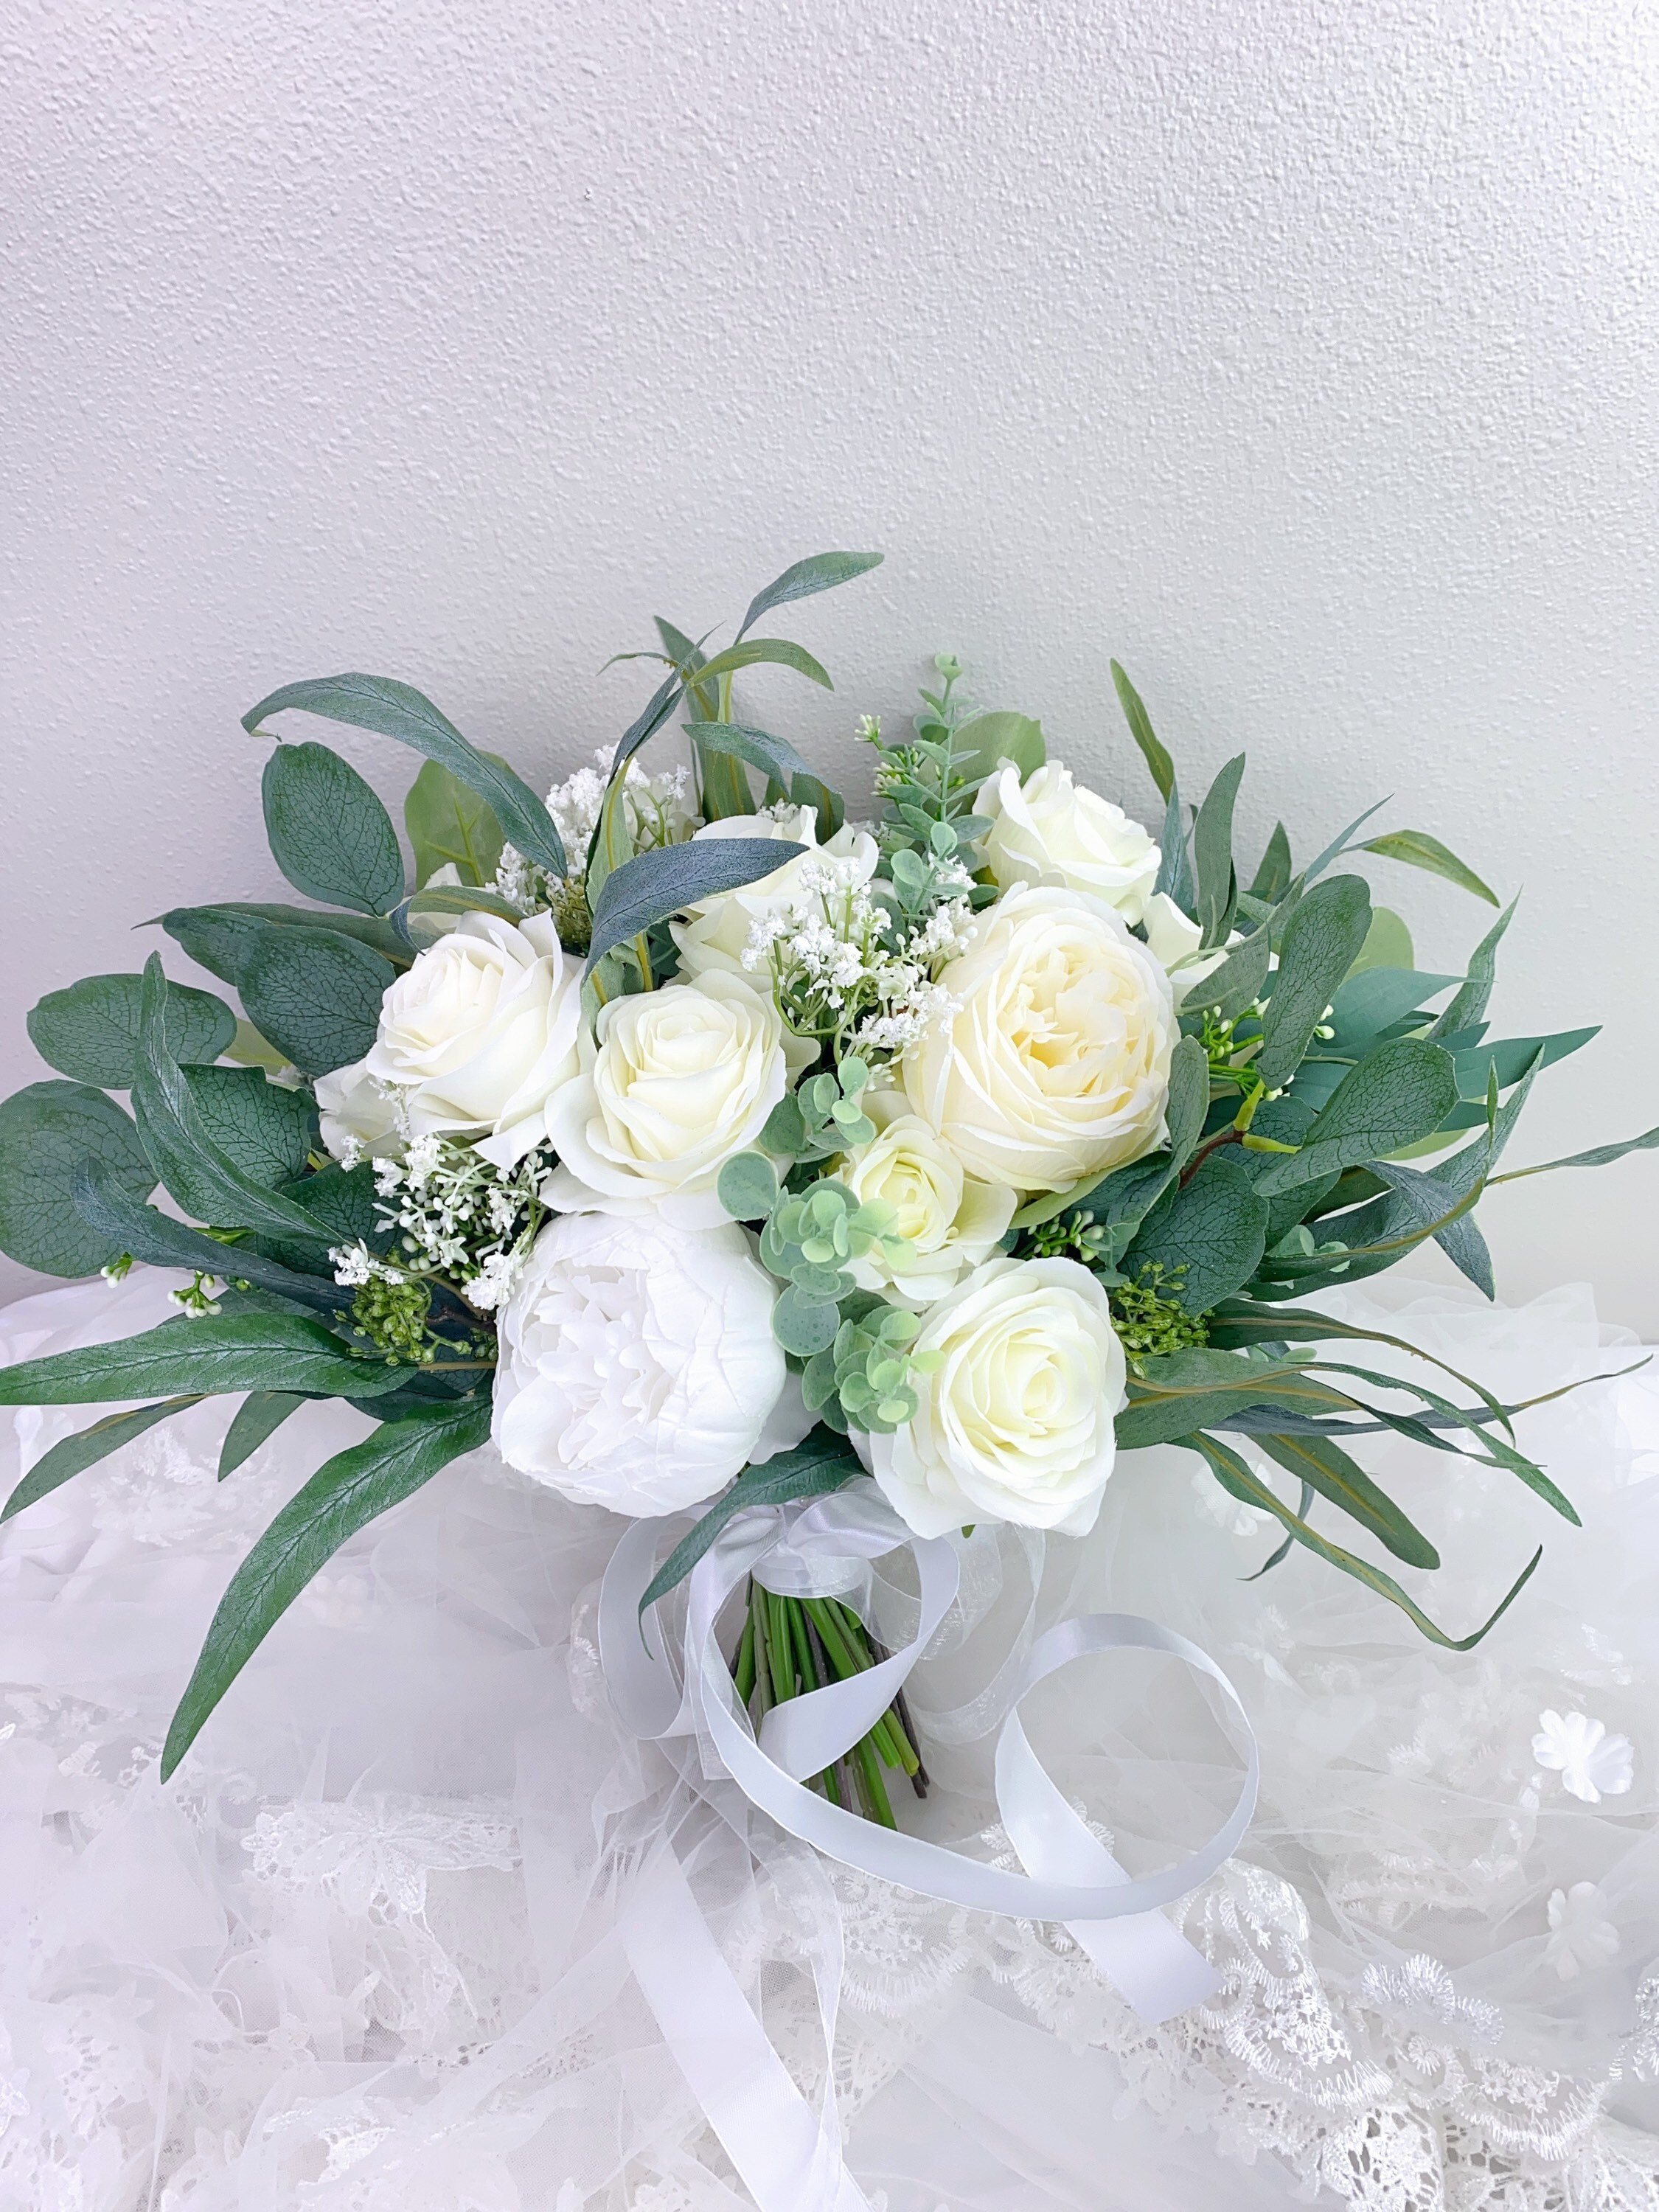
0,1311,408,1408
1326,967,1458,1049
243,672,566,877
682,720,843,833
0,1081,156,1277
1451,1028,1597,1099
237,928,395,1078
72,1163,341,1310
181,1067,319,1188
717,1151,781,1222
4,1397,204,1521
1123,1151,1270,1314
1251,1037,1461,1194
1248,821,1293,905
950,712,1046,785
1428,898,1515,1041
1153,780,1196,914
735,550,883,640
161,1393,492,1778
28,973,237,1090
1257,874,1372,1091
690,639,833,691
1178,924,1272,1018
157,902,409,986
404,757,506,888
219,1391,308,1479
771,1287,841,1357
1192,753,1245,947
262,742,406,915
585,838,804,974
1349,908,1415,977
1253,1431,1439,1568
1361,828,1499,907
1109,661,1175,802
1492,1122,1659,1184
1365,1158,1495,1297
638,1425,864,1612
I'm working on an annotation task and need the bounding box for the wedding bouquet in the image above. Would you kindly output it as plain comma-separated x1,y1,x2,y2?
0,549,1651,1827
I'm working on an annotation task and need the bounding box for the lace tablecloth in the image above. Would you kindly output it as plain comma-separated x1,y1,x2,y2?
1,1271,1657,2211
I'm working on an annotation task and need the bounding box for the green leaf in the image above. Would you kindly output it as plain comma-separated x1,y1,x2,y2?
1153,780,1195,914
690,639,834,691
1204,1297,1516,1430
4,1396,204,1520
735,550,883,639
398,884,526,949
261,742,406,916
1360,828,1499,907
1189,1433,1539,1649
1180,925,1273,1020
243,672,566,878
1252,1036,1461,1194
1117,1350,1351,1449
1109,661,1175,803
951,712,1046,786
403,757,506,889
1428,897,1515,1041
717,1151,782,1222
1192,754,1245,947
71,1162,341,1310
161,1393,491,1777
0,1081,156,1277
0,1311,408,1408
181,1067,319,1187
638,1425,864,1611
157,902,409,986
1124,1151,1270,1314
1295,799,1390,890
1325,966,1458,1048
219,1390,308,1480
1257,874,1373,1091
257,1161,390,1274
237,928,394,1078
1492,1121,1659,1184
1349,907,1415,977
1364,1158,1493,1297
28,973,237,1089
1248,822,1293,905
1164,1034,1212,1170
1252,1430,1439,1569
585,838,804,974
1451,1028,1597,1100
771,1287,841,1357
681,720,844,833
130,958,338,1245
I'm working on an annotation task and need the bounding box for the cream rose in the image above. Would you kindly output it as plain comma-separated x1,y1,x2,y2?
867,1256,1126,1537
670,804,880,981
902,884,1175,1194
316,911,582,1168
832,1094,1015,1307
493,1211,790,1513
976,761,1161,923
543,972,806,1227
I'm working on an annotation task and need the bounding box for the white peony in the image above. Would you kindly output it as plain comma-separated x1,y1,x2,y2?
902,884,1175,1194
543,971,808,1228
867,1256,1126,1538
670,804,880,981
832,1093,1015,1307
493,1211,788,1514
977,761,1161,922
316,911,582,1168
1141,891,1234,1012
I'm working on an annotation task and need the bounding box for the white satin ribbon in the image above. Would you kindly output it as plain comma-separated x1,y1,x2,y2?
601,1481,1258,2211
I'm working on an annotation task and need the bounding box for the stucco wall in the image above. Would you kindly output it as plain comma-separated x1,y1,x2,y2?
4,0,1657,1325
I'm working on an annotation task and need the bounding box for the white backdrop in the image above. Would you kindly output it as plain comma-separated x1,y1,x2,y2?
3,0,1656,1327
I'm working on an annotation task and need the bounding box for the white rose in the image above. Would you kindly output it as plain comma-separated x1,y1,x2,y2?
832,1094,1015,1307
493,1211,788,1514
543,971,807,1227
868,1256,1125,1537
316,911,582,1168
670,805,880,980
902,884,1175,1194
977,761,1161,923
1141,892,1239,1011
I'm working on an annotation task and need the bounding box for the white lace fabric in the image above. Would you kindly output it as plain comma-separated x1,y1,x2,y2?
0,1270,1656,2209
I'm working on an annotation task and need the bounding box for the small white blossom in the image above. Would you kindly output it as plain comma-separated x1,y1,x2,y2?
1532,1709,1635,1804
1545,1883,1621,1980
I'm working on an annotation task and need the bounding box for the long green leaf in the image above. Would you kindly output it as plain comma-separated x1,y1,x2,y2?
0,1312,409,1406
1253,1036,1459,1194
157,902,410,985
4,1397,203,1520
681,720,844,832
72,1163,341,1310
1109,661,1175,802
1189,1433,1540,1649
1364,1158,1493,1297
1204,1298,1515,1433
691,639,833,691
735,550,883,640
243,673,566,878
161,1394,491,1777
639,1426,863,1613
1307,1358,1580,1523
219,1390,309,1480
403,757,506,889
131,959,337,1244
1248,822,1293,904
1427,898,1516,1041
1492,1122,1659,1184
1192,753,1245,947
1253,1430,1439,1568
585,838,804,974
1361,829,1499,907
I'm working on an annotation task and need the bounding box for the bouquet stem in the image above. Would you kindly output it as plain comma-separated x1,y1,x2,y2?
735,1578,928,1826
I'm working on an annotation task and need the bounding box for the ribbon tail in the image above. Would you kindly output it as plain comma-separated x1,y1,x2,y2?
621,1847,871,2212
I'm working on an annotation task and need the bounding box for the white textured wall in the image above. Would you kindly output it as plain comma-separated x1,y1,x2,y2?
4,0,1657,1325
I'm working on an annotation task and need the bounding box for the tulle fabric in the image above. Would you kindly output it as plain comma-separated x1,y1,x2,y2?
0,1270,1656,2209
